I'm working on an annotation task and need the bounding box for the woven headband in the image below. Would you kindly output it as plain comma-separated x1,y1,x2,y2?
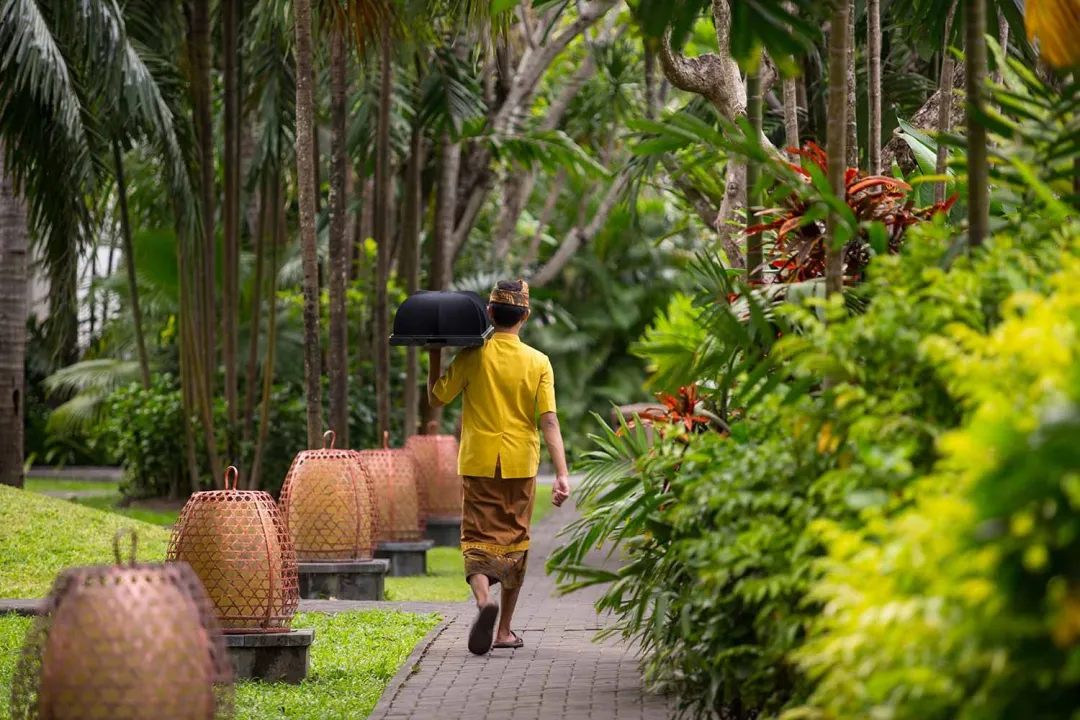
489,280,530,309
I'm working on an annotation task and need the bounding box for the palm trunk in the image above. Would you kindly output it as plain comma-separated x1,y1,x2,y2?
783,78,800,152
112,139,152,390
187,0,217,388
242,174,268,449
223,0,241,452
401,122,424,439
293,0,324,448
424,131,460,429
965,0,989,248
867,0,882,173
177,259,201,496
746,66,763,283
935,5,958,205
845,0,858,169
251,174,282,490
826,0,850,297
328,24,350,447
374,24,394,441
992,10,1008,85
0,158,27,489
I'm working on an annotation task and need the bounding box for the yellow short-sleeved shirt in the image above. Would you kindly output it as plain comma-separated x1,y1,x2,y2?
433,332,557,479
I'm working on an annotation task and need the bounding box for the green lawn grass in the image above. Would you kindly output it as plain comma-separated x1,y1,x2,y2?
236,610,439,719
0,611,438,720
23,478,119,493
0,482,560,602
72,494,180,527
0,486,171,598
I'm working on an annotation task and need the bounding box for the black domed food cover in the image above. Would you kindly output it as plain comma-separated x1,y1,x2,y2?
390,290,494,347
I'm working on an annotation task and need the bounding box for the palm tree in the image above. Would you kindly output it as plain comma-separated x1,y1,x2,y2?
746,65,763,284
328,20,350,447
0,154,28,489
293,0,324,448
111,140,152,390
935,4,958,205
223,0,242,452
374,21,394,441
965,0,988,248
826,0,849,296
867,0,882,173
0,0,200,484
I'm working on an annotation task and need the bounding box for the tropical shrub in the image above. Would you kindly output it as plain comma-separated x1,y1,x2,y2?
551,216,1076,718
791,250,1080,720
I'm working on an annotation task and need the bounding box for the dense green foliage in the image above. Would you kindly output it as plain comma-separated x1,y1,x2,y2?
553,194,1080,716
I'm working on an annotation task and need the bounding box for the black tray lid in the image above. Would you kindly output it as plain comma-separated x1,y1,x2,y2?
390,290,493,347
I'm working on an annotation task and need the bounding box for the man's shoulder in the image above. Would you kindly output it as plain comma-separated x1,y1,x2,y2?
517,342,551,366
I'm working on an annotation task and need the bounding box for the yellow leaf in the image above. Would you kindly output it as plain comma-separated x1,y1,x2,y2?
1027,0,1080,69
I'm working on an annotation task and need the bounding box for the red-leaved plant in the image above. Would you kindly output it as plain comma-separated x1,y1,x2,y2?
743,142,956,287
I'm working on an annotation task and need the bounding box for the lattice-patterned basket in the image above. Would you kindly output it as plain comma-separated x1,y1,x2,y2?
167,467,299,633
11,529,233,720
405,422,462,519
355,432,424,543
279,430,378,562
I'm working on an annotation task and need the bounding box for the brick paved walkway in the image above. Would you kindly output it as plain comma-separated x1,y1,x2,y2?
368,502,673,720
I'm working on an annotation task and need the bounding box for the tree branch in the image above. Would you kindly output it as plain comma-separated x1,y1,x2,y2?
531,171,630,287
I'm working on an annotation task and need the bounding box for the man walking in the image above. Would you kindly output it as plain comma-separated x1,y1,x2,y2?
427,279,571,655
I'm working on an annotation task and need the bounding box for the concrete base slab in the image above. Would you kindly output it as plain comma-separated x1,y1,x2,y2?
224,629,313,684
423,517,461,548
298,559,390,601
375,540,435,577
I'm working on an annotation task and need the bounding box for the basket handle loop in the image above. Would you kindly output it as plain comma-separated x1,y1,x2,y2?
113,528,138,566
323,430,336,449
224,465,239,490
383,430,390,450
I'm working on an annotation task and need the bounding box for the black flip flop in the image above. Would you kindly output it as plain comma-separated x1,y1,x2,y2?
492,631,524,649
468,602,499,655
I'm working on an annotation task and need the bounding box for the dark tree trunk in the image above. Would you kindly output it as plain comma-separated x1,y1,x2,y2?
867,0,882,173
252,173,282,490
242,175,268,453
112,139,152,390
374,24,394,440
845,0,858,169
223,0,241,451
294,0,324,448
401,123,425,439
746,67,763,283
0,157,27,489
965,0,988,248
187,0,217,388
935,5,958,205
826,0,850,297
328,24,350,447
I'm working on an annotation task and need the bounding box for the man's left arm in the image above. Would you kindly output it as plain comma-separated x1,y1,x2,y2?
537,359,570,507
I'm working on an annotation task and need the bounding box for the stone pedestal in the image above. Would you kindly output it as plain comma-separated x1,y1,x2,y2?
424,516,461,548
225,629,313,684
297,559,390,601
375,540,435,577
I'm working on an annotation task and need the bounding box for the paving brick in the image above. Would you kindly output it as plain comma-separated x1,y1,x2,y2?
360,500,673,720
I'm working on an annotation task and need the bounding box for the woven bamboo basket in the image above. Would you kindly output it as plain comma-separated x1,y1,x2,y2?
355,432,424,543
11,529,232,720
279,430,378,561
167,467,299,633
405,422,462,519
